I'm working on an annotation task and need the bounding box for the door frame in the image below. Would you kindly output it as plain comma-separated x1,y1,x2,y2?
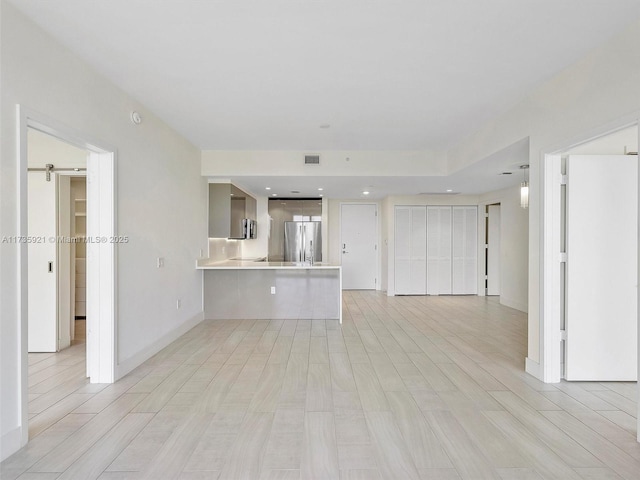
17,106,117,445
339,202,380,290
485,203,501,296
537,113,640,439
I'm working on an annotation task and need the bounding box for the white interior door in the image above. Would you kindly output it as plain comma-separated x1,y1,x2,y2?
410,207,427,294
452,206,478,294
28,171,58,352
394,206,426,294
487,205,501,296
341,204,377,289
394,206,412,294
427,206,452,294
565,154,637,381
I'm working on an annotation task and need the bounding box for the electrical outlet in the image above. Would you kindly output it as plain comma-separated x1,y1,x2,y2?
270,286,276,295
176,299,181,309
157,257,164,268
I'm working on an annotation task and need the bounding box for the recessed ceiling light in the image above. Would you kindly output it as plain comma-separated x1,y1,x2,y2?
318,187,323,191
319,124,330,129
446,189,453,192
291,190,300,194
271,193,277,196
319,194,323,197
362,191,370,195
230,193,234,196
265,187,271,190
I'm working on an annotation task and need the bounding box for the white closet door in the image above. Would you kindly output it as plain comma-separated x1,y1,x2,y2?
565,154,637,381
427,206,452,295
394,206,412,294
410,207,427,294
395,206,426,294
28,172,58,352
452,206,478,294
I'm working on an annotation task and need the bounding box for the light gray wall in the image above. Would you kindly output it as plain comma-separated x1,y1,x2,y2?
445,20,640,367
1,3,207,459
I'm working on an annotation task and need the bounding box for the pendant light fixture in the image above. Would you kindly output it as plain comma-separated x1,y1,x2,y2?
520,164,530,209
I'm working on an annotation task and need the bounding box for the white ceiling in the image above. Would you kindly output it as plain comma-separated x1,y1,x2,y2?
10,0,640,197
230,137,531,199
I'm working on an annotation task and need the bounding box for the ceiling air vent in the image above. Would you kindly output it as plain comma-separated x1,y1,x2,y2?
304,154,320,165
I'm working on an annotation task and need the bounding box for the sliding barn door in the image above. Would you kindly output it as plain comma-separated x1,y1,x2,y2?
565,154,637,381
28,171,58,352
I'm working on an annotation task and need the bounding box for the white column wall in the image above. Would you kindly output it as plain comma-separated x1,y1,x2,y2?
447,20,640,370
1,3,207,459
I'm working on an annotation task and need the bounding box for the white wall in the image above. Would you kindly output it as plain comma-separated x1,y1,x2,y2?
1,3,207,460
479,186,529,312
28,128,87,167
446,19,640,372
202,150,448,177
565,125,638,155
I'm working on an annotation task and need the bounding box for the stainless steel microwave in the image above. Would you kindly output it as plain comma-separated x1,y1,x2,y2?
243,219,257,239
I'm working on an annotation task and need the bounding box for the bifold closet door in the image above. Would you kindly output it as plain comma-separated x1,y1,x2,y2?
394,206,426,294
426,206,452,295
395,206,412,294
452,206,478,294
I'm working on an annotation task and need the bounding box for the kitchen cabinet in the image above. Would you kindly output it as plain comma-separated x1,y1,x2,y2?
209,183,257,239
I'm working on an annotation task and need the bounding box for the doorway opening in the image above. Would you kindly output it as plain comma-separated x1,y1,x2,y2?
485,203,501,296
27,129,87,354
540,122,638,384
18,107,116,448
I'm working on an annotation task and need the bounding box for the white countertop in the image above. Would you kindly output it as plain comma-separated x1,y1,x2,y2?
196,259,341,270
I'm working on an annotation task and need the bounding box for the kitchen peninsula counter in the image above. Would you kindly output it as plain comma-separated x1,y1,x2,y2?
196,259,341,270
197,258,342,322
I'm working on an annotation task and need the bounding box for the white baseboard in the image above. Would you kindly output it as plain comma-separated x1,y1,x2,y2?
1,425,24,462
525,357,542,380
500,297,528,313
115,311,203,379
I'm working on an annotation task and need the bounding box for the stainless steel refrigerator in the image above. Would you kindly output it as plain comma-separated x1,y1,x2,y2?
284,221,322,263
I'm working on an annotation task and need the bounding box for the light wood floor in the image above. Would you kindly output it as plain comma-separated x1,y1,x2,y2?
2,293,639,480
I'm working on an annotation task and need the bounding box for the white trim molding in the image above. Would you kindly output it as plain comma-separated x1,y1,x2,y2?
0,426,23,462
115,311,204,379
525,357,541,380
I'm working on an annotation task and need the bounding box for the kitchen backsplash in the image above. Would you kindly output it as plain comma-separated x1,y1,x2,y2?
208,238,242,261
